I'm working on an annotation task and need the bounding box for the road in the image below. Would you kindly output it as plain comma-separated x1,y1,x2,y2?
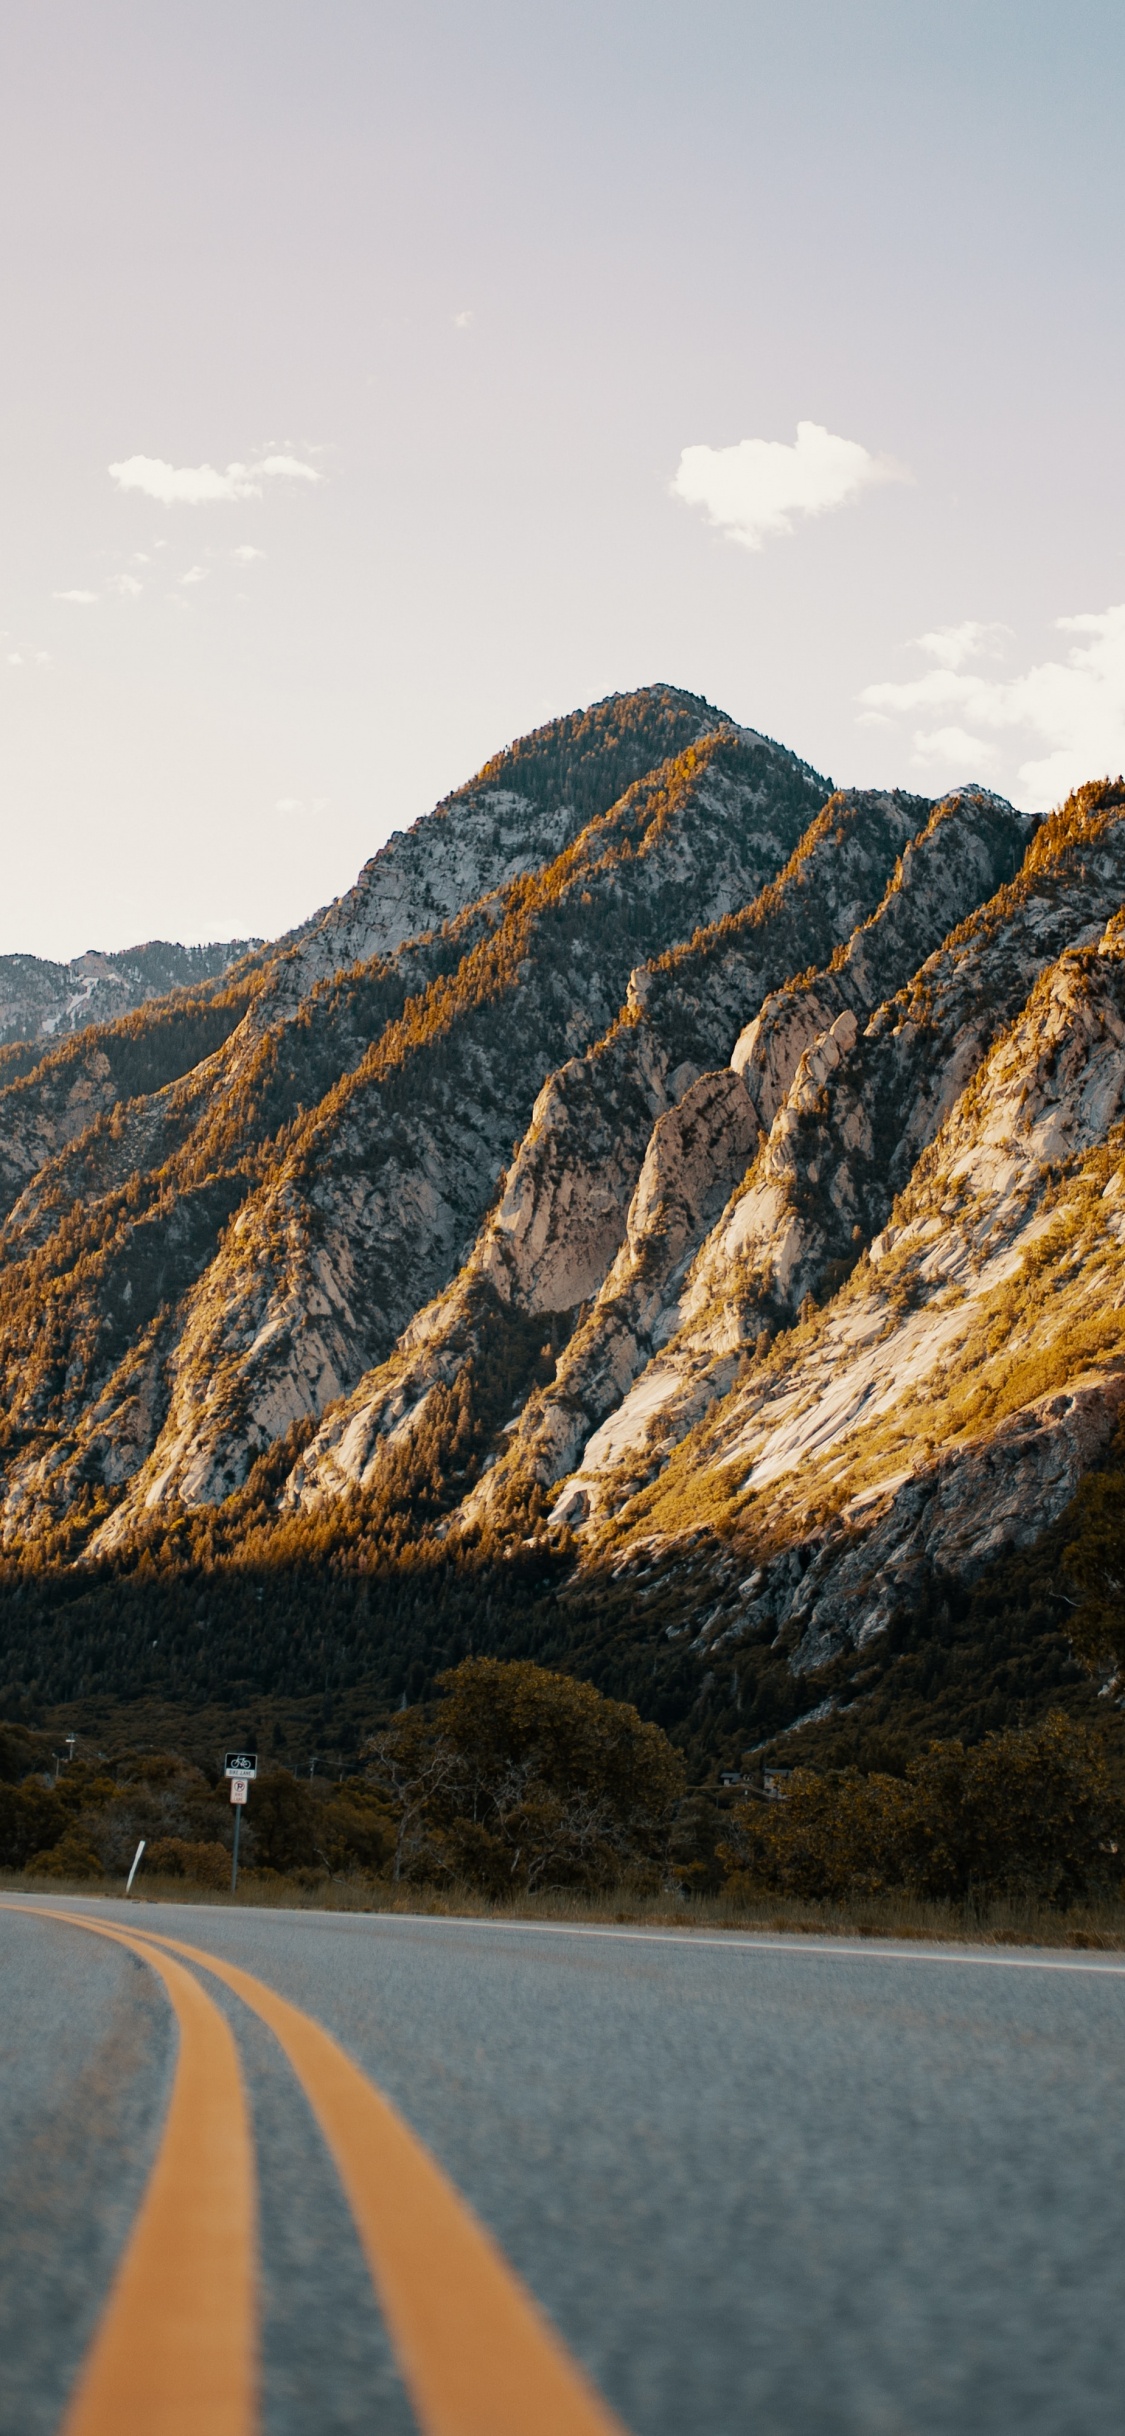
2,1898,1124,2435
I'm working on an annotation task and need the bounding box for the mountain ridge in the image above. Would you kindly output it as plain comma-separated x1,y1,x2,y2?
0,686,1121,1786
0,936,260,1054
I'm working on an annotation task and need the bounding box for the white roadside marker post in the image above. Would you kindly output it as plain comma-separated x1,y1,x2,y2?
125,1839,146,1896
223,1751,258,1895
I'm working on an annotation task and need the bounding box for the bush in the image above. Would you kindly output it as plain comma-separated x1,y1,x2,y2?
367,1656,685,1893
26,1831,103,1880
145,1836,231,1889
0,1779,68,1868
243,1770,322,1874
1063,1442,1125,1667
720,1714,1124,1907
316,1789,396,1876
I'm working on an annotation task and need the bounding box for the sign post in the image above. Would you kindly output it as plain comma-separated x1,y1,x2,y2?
224,1752,258,1894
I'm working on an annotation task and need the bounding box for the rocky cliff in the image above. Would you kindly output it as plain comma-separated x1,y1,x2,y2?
0,937,258,1051
0,689,1122,1771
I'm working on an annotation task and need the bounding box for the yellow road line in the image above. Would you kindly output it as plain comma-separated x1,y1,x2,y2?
127,1918,630,2436
1,1905,257,2436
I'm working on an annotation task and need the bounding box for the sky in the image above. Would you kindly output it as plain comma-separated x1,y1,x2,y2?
3,0,1125,960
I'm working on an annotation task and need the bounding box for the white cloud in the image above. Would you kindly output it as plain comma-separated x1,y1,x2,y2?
275,797,303,812
253,453,321,484
53,589,98,604
860,605,1125,809
912,620,1011,671
453,309,473,329
115,572,143,597
108,452,323,505
232,544,266,563
181,565,208,584
910,724,997,768
671,419,905,551
7,653,23,666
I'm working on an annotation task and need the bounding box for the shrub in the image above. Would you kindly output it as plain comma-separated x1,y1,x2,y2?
367,1657,685,1893
144,1836,231,1889
26,1832,103,1880
0,1779,68,1868
1063,1440,1125,1669
721,1714,1124,1907
244,1770,323,1874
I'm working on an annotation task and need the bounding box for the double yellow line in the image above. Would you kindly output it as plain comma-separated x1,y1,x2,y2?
5,1904,628,2436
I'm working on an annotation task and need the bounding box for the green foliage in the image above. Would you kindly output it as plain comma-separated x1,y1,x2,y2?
314,1785,396,1876
26,1832,105,1879
0,1739,398,1884
667,1791,727,1895
721,1714,1123,1906
0,1777,70,1868
0,1719,51,1783
140,1835,231,1887
367,1657,684,1893
1062,1430,1125,1668
456,685,737,830
245,1769,324,1873
0,979,256,1125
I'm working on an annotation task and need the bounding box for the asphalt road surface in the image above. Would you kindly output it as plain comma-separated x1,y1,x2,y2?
2,1898,1124,2435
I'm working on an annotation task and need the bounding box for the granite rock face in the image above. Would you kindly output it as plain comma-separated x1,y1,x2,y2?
1,689,1123,1727
554,885,1125,1676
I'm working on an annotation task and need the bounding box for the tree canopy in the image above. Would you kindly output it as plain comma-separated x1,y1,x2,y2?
367,1656,685,1894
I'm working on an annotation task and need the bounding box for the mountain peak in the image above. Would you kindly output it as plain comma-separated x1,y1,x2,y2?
1,688,1122,1787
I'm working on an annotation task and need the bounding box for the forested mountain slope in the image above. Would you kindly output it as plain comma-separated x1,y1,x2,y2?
0,937,257,1051
0,688,1122,1780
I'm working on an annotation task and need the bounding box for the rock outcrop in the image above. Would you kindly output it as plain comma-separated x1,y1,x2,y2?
558,891,1125,1679
1,685,1123,1762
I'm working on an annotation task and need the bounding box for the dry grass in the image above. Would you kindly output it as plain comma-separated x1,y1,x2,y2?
5,1868,1125,1951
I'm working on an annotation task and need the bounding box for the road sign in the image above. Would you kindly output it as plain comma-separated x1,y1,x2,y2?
224,1751,258,1779
229,1777,248,1805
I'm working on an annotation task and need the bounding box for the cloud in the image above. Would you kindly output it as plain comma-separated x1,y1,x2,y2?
53,589,98,604
453,309,473,329
108,452,322,505
671,419,905,551
912,620,1011,671
253,453,321,484
859,605,1125,809
910,724,998,768
232,544,265,563
7,653,23,666
181,565,208,584
115,572,143,597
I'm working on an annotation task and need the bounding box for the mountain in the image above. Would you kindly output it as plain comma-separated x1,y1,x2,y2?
0,937,259,1052
0,685,1122,1782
